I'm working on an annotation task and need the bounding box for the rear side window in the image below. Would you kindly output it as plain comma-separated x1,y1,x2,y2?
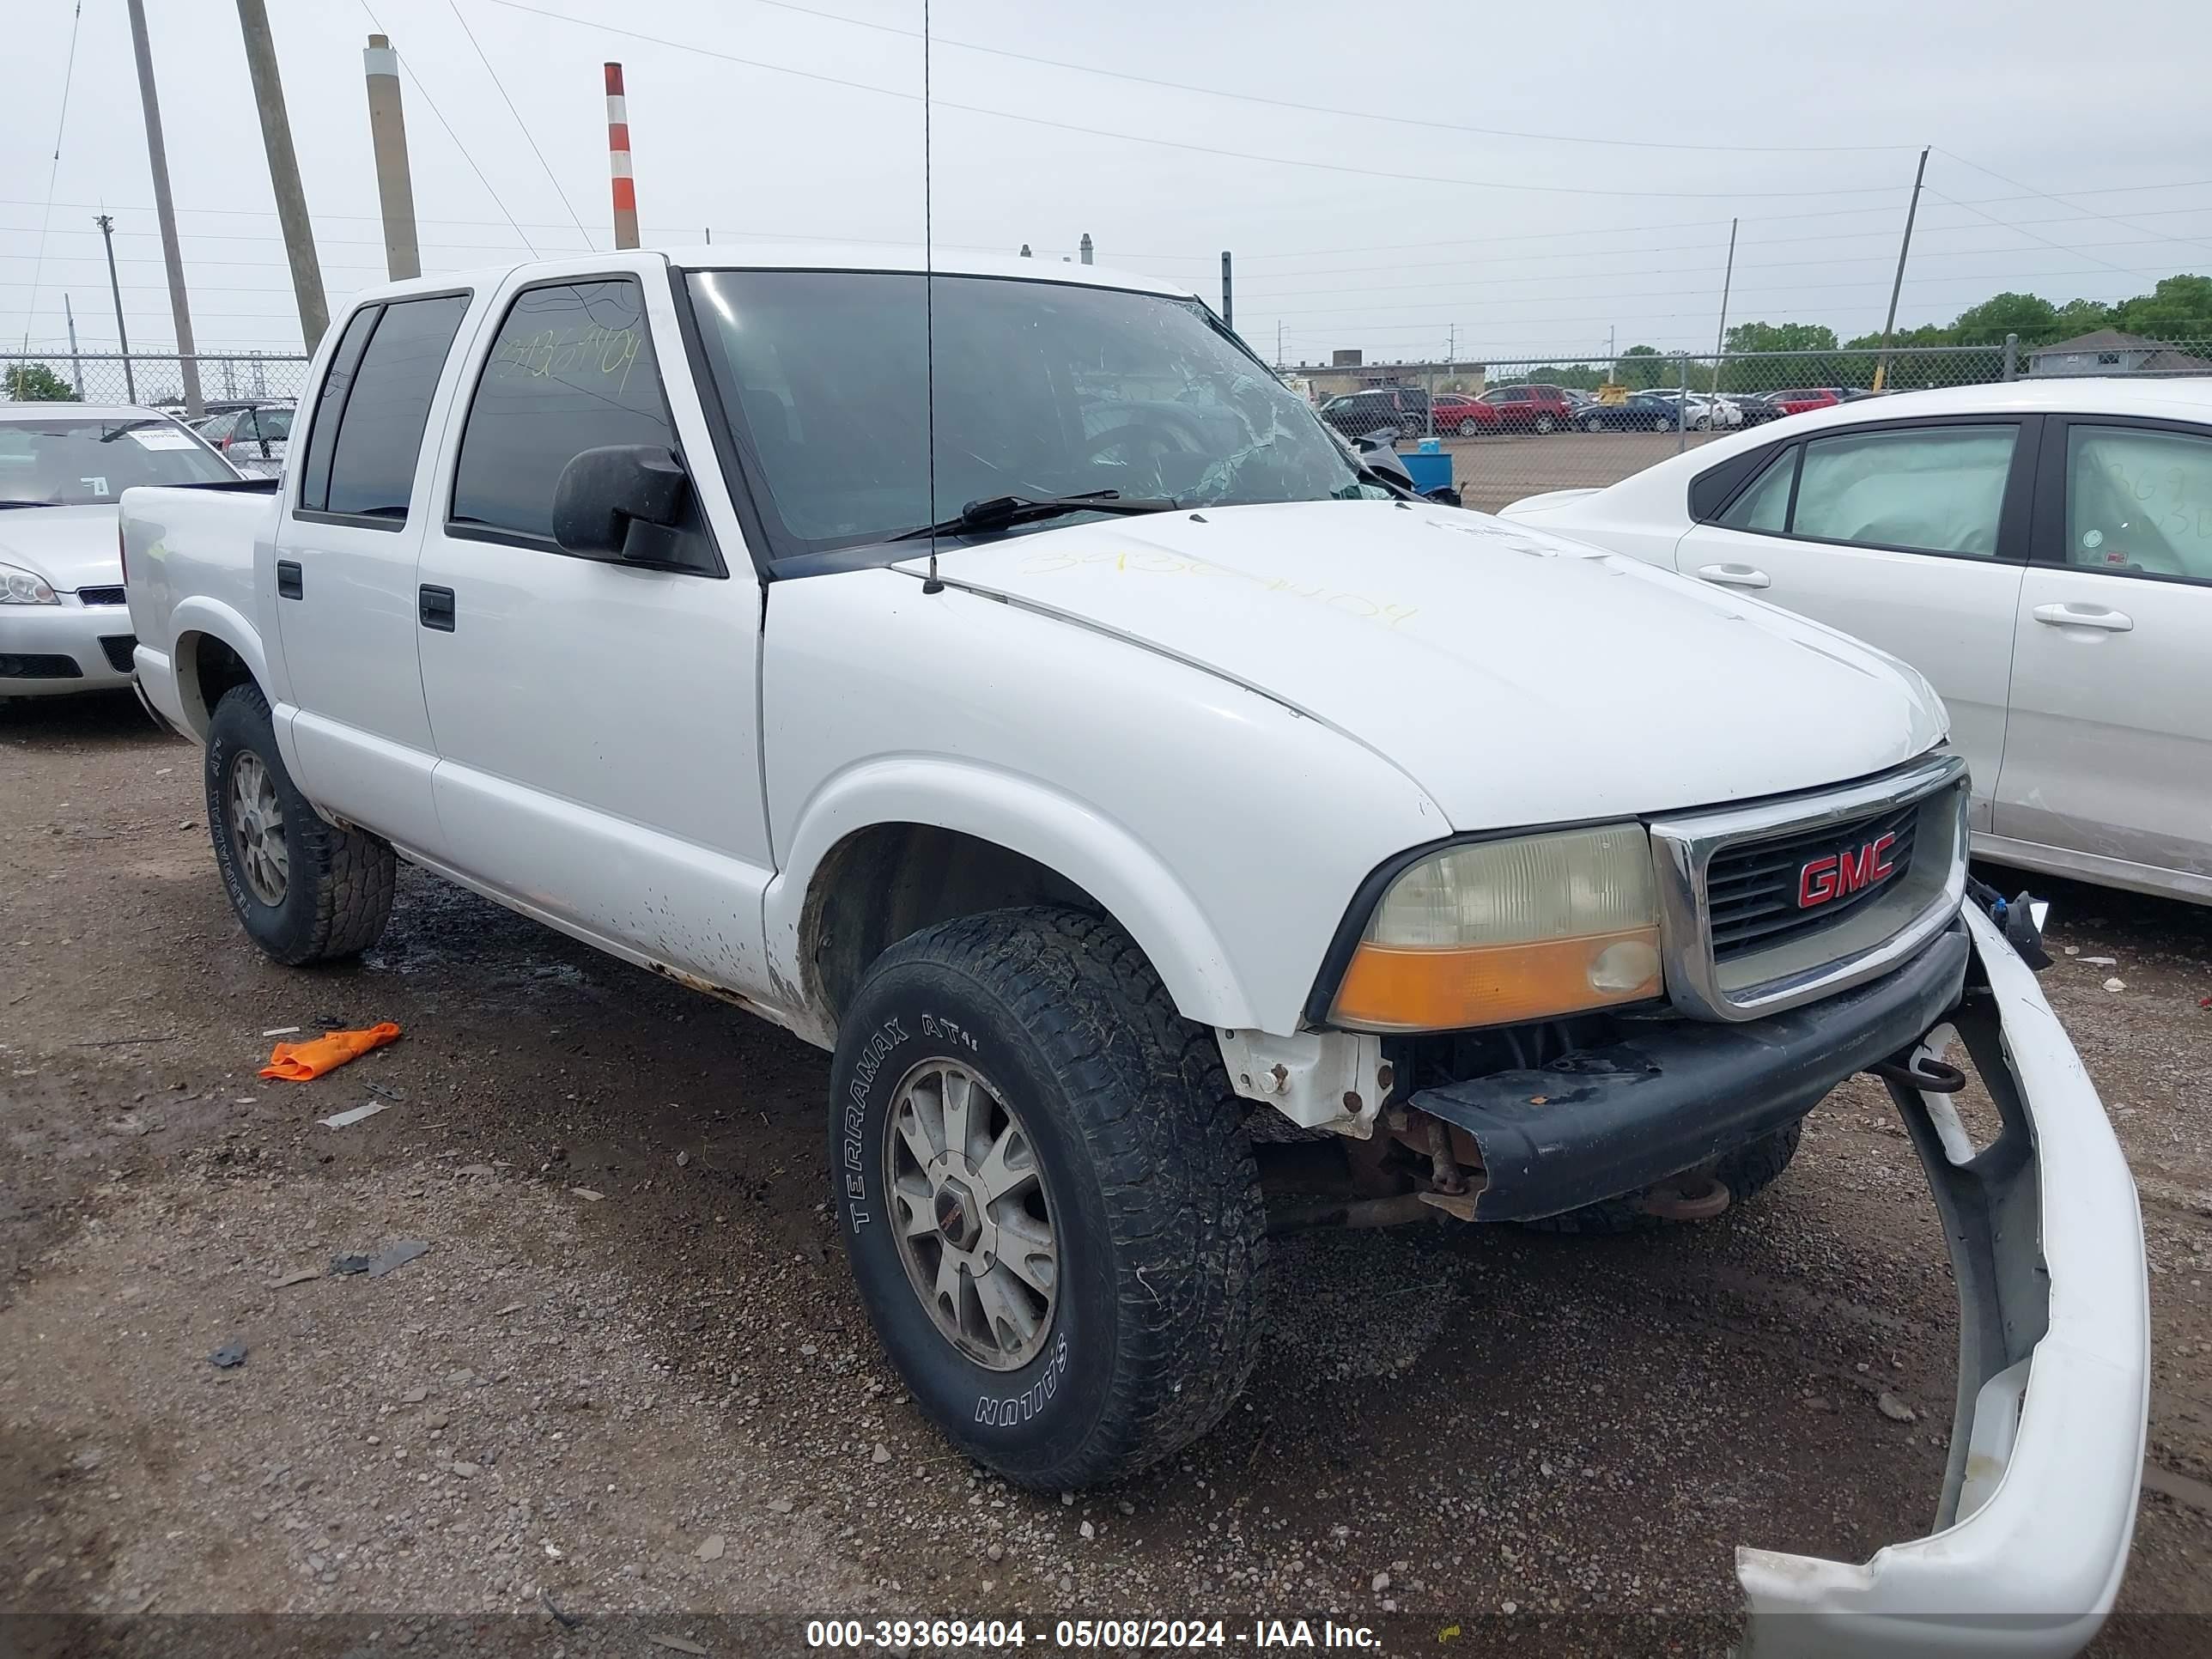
297,307,378,511
322,295,471,520
1792,425,2015,556
1719,447,1796,532
449,279,675,541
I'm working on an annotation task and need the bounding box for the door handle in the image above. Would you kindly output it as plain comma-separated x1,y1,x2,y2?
1696,562,1771,589
2032,602,2132,632
276,559,302,600
418,584,456,632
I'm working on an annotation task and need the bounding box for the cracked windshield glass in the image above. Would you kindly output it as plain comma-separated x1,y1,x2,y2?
688,269,1387,555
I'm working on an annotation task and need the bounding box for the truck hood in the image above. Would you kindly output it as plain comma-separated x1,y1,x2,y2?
899,500,1946,830
0,505,122,592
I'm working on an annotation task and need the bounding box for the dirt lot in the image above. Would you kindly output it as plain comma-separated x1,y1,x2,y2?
3,693,2209,1656
1440,429,1725,514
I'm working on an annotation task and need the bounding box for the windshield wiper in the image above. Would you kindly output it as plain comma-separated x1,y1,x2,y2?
0,500,59,509
892,489,1176,540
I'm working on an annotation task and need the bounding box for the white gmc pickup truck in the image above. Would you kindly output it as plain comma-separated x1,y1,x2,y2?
123,249,2146,1654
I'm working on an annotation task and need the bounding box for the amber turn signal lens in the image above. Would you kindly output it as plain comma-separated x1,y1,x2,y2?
1330,927,1662,1032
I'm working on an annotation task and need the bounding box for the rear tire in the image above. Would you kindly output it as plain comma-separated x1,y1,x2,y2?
831,907,1267,1489
1520,1119,1803,1237
204,682,396,965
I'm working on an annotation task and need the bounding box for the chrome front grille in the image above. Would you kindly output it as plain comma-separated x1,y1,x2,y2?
1647,753,1969,1023
1707,799,1920,963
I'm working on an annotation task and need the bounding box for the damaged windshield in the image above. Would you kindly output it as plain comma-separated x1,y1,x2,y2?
685,268,1386,561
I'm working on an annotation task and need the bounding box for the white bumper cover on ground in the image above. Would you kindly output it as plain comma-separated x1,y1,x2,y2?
1739,902,2149,1657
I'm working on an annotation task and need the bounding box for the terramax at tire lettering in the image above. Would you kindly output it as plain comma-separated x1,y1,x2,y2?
829,907,1267,1490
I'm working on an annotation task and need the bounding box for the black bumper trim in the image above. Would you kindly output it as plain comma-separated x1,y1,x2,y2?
1408,921,1971,1220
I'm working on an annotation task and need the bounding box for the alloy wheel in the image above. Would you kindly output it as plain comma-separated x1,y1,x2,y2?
226,750,289,906
885,1059,1059,1371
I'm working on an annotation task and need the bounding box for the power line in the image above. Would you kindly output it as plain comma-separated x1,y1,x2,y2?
446,0,595,249
1925,191,2164,283
477,1,1911,203
19,1,83,353
614,0,1916,158
1935,148,2212,264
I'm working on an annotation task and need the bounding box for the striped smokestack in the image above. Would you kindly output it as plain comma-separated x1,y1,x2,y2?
605,62,638,249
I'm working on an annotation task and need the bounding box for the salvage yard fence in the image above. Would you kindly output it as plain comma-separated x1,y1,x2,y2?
1,350,312,415
1381,334,2212,514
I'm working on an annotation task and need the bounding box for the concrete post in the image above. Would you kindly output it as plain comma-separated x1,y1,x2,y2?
364,34,421,280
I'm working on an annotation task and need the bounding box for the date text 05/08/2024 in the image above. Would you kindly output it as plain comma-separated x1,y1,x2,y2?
805,1618,1384,1650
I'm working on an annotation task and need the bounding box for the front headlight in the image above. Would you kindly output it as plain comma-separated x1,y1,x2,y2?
1,562,58,605
1329,823,1663,1031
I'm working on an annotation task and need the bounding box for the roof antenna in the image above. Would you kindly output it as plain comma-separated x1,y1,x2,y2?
920,0,944,596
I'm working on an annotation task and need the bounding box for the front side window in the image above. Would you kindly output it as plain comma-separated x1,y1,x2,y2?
2064,424,2212,583
0,416,234,505
685,270,1377,556
450,279,675,541
314,294,471,520
1790,424,2016,556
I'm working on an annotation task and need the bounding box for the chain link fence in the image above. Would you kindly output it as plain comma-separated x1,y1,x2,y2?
1,351,312,417
1361,336,2212,514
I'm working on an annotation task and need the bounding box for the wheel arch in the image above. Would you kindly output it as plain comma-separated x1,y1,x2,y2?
770,764,1258,1042
169,600,271,740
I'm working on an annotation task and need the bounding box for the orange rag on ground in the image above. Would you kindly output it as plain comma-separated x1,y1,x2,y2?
259,1021,402,1081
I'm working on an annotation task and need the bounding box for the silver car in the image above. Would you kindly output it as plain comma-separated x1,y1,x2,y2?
1,404,241,700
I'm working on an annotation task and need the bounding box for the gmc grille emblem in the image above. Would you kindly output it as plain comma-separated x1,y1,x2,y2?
1798,832,1898,909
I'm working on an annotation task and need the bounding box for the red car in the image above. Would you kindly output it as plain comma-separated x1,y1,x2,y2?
1770,386,1842,417
1478,382,1579,434
1430,392,1499,436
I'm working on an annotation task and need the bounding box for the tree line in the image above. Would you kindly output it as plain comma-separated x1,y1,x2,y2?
1498,273,2212,395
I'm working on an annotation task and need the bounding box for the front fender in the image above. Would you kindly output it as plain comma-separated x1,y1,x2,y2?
765,757,1250,1031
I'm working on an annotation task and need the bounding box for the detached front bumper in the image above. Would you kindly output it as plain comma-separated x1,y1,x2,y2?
0,599,137,696
1739,902,2148,1657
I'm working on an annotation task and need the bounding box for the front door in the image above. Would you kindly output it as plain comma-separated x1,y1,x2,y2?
412,268,777,994
1671,416,2033,830
1996,416,2212,896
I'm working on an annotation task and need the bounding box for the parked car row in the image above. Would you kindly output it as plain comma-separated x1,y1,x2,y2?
186,399,295,477
1321,383,1893,440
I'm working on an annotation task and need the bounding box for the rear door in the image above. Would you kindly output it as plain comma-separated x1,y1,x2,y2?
272,290,474,855
413,267,776,993
1671,416,2035,830
1996,416,2212,895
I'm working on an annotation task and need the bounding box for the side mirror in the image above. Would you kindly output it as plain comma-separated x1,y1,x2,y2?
551,444,692,564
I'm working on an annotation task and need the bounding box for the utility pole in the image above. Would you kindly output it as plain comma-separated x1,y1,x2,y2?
125,0,204,416
363,35,421,279
1079,232,1093,265
237,0,328,349
605,64,638,249
64,295,85,397
96,215,136,404
1710,216,1738,398
1275,320,1284,368
1873,146,1931,393
1220,251,1233,331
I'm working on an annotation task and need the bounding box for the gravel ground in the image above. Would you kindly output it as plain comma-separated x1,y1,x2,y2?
1426,429,1726,514
3,693,2209,1656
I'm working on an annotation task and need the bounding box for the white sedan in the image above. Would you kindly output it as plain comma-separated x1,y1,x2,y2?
0,404,241,700
1502,378,2212,904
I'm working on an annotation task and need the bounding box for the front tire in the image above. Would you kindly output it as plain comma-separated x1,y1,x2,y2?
204,683,396,965
1534,414,1558,434
831,907,1267,1489
1455,419,1480,437
1583,414,1605,433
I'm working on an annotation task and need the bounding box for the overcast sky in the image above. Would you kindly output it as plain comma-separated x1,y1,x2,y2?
7,0,2212,370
